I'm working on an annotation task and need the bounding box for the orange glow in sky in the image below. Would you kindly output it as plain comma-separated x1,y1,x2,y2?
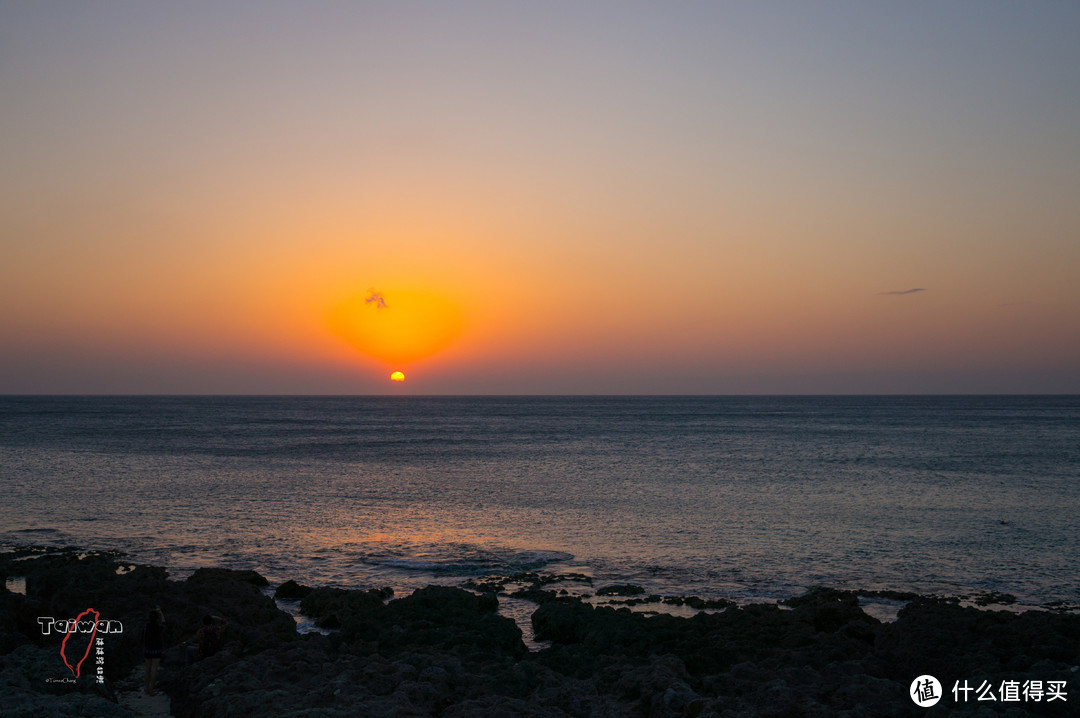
327,289,463,367
1,3,1079,394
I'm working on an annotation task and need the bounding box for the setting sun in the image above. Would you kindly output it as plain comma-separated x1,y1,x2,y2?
390,371,405,382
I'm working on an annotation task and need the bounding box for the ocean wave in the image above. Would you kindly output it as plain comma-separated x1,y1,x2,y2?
365,546,574,576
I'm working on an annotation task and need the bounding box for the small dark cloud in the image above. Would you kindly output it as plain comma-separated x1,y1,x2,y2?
879,288,926,296
365,291,388,309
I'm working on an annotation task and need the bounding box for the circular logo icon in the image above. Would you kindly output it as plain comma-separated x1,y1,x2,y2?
910,675,942,707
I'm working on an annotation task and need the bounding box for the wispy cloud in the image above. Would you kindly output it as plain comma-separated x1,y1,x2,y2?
879,288,926,296
365,290,388,308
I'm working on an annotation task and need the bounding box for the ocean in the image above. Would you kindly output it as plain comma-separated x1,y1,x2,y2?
1,396,1078,611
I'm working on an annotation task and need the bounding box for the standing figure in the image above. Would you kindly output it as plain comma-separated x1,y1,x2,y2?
142,606,166,695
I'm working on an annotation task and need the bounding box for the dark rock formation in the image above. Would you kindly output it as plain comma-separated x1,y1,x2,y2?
272,579,312,600
4,546,1078,717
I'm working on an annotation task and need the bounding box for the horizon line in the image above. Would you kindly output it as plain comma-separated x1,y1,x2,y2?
2,393,1077,399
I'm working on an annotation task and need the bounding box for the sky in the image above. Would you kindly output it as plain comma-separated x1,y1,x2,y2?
2,1,1078,394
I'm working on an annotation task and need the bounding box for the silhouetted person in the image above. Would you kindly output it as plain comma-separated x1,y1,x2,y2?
142,606,165,695
185,614,227,665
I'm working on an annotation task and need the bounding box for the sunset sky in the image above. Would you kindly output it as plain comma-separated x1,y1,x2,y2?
2,1,1078,394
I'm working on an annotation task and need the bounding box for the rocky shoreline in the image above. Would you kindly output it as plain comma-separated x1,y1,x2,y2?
2,546,1077,716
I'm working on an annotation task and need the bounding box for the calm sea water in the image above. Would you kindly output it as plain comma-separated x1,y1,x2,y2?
1,396,1078,608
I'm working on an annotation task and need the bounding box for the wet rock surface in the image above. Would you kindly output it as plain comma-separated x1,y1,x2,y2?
3,547,1078,716
273,579,313,600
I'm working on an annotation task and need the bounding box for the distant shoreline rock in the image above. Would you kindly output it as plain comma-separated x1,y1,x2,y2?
3,545,1078,716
